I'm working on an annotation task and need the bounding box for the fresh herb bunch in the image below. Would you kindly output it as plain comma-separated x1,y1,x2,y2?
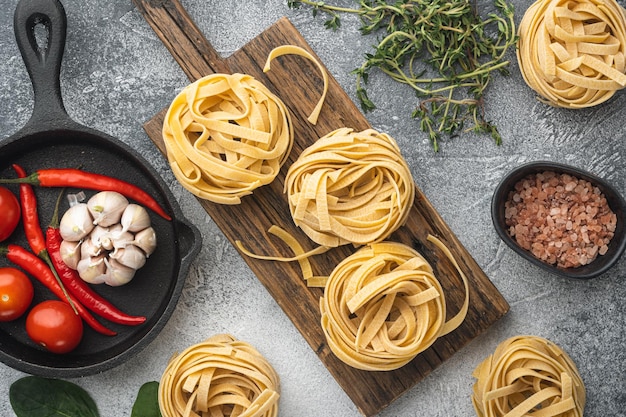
288,0,517,151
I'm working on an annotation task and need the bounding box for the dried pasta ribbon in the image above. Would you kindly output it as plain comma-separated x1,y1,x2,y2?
517,0,626,107
162,73,294,204
472,335,586,417
159,334,280,417
264,45,329,125
284,128,415,248
320,236,469,371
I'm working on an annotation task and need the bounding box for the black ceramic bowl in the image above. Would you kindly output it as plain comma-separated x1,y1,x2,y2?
491,161,626,279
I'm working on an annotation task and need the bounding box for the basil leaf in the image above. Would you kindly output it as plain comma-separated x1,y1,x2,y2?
131,381,162,417
9,376,99,417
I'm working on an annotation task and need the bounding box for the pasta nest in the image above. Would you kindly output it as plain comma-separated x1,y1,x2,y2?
284,128,415,248
517,0,626,108
159,334,280,417
320,240,465,371
472,335,586,417
163,73,294,204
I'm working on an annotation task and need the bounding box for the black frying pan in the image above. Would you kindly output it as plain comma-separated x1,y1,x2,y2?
0,0,201,377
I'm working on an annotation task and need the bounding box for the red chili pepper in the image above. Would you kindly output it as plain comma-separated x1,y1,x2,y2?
13,164,46,256
0,244,116,336
45,190,146,326
0,168,171,220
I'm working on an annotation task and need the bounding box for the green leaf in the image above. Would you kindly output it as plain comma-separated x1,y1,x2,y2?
10,376,100,417
131,382,162,417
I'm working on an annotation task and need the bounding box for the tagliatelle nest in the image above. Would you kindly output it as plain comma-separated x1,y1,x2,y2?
517,0,626,107
159,334,280,417
472,335,586,417
284,128,415,248
320,238,469,371
162,73,294,204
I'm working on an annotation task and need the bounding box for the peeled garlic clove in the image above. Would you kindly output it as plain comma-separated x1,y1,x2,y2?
110,244,146,270
120,204,151,233
60,203,94,241
104,258,136,286
87,191,129,227
77,255,108,284
60,240,81,270
133,227,157,257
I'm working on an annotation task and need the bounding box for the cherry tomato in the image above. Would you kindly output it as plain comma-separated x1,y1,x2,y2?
0,267,34,322
26,300,84,354
0,186,20,242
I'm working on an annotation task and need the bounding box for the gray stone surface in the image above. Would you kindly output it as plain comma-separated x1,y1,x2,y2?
0,0,624,416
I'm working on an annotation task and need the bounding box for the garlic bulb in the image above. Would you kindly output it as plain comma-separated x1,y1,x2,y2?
60,203,94,241
87,191,129,227
60,240,81,270
60,192,158,286
120,204,151,233
134,227,157,257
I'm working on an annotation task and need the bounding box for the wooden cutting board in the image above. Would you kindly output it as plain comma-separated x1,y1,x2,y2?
133,1,510,415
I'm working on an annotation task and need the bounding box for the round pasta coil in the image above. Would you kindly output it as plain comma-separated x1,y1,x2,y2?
517,0,626,108
163,73,294,204
284,128,415,248
320,238,469,371
159,334,280,417
472,335,586,417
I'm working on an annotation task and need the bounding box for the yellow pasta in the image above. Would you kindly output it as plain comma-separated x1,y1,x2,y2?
320,236,469,371
263,45,329,125
284,127,415,248
159,334,280,417
162,73,294,204
517,0,626,107
472,335,585,417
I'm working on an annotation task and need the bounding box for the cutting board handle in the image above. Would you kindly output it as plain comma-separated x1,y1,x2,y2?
131,0,230,80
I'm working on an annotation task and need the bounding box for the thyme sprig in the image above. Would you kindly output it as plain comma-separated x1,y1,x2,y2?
288,0,517,151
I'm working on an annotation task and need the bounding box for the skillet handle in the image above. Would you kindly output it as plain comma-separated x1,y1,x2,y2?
14,0,69,126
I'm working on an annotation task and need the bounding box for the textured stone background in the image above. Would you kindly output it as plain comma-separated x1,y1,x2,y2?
0,0,624,416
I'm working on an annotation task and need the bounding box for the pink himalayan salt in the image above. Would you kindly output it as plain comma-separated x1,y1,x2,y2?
504,170,617,269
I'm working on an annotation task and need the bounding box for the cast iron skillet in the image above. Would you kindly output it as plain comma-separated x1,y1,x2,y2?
0,0,201,377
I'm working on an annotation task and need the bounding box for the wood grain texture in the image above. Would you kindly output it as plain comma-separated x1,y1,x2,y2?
133,1,510,415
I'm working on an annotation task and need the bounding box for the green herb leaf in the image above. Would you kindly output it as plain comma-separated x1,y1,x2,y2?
131,381,162,417
9,376,100,417
290,0,518,151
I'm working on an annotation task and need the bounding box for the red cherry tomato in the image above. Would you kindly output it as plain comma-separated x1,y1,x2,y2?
0,186,20,242
0,267,34,322
26,300,84,354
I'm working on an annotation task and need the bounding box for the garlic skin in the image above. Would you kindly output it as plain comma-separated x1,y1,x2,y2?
60,240,81,270
87,191,129,227
60,203,94,241
104,258,136,286
110,244,147,270
77,255,108,284
120,204,151,233
134,227,157,257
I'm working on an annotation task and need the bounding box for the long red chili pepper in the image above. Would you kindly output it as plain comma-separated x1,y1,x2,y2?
13,164,77,310
13,164,46,256
45,191,146,326
0,168,171,221
0,244,116,336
